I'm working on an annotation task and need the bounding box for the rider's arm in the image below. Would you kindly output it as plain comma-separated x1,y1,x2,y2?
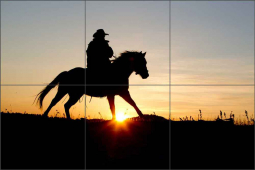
108,46,114,58
105,42,113,58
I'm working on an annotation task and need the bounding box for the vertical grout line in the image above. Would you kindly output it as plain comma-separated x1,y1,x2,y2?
169,0,171,170
84,0,86,169
0,1,2,168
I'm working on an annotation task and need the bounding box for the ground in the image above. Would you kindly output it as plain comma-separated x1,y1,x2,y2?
1,113,254,169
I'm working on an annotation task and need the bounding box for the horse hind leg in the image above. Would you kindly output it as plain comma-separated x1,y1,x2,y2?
64,94,83,119
43,89,67,117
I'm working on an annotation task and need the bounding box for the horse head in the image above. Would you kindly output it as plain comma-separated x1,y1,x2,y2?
131,51,149,79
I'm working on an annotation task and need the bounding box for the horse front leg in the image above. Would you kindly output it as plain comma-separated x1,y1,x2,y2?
107,95,116,120
119,91,143,117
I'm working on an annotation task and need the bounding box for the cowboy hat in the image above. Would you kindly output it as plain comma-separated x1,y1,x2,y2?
93,29,109,37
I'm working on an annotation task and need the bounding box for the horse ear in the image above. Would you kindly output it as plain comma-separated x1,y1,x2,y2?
143,52,146,56
140,51,142,53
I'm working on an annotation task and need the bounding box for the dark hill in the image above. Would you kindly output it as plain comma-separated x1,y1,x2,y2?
1,112,253,169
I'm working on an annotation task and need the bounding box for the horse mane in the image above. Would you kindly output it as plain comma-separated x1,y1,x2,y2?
112,51,140,64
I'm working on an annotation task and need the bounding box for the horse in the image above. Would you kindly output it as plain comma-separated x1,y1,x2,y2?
35,51,149,120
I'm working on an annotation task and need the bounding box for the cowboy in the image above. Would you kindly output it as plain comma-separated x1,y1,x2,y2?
86,29,114,70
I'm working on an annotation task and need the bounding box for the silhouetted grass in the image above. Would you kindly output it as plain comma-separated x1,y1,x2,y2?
175,109,254,126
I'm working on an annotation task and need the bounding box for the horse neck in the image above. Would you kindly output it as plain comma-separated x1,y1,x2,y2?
113,60,133,79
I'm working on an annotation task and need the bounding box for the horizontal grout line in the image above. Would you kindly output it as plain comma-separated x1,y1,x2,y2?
0,84,254,87
1,0,253,1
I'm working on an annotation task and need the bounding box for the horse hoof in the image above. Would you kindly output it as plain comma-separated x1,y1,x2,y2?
42,114,48,118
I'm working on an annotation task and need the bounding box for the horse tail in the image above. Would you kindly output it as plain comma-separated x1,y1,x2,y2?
35,71,68,109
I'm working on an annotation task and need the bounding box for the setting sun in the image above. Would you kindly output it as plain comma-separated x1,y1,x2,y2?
116,112,126,122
